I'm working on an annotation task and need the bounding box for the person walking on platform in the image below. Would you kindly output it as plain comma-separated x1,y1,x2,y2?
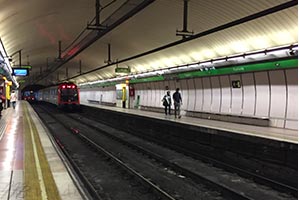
0,92,4,116
173,88,182,118
162,91,171,115
10,90,17,109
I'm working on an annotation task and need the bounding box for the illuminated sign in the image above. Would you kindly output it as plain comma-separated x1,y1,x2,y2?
13,65,32,70
21,65,32,69
115,67,130,74
12,68,29,76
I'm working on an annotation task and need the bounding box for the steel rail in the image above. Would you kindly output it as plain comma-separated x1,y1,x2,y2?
74,106,298,197
76,131,177,200
34,104,104,200
67,113,264,200
36,103,177,200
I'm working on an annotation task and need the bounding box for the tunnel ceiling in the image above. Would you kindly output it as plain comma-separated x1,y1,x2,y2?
21,84,45,93
0,0,297,89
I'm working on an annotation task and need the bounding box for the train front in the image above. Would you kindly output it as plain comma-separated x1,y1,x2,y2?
58,83,80,110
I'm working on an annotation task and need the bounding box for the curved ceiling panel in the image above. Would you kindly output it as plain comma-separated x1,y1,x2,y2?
68,1,298,84
0,0,297,87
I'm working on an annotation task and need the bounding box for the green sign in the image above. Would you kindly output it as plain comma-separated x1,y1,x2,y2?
178,58,298,79
115,67,130,74
21,65,32,69
13,65,32,69
129,75,164,84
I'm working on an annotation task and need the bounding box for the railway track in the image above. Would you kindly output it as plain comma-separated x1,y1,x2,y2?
36,106,176,199
80,105,298,196
33,103,296,200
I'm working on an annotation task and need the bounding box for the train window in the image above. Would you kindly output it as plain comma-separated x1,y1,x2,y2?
61,89,77,95
60,87,78,101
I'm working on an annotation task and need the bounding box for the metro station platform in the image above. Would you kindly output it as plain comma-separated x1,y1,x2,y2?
0,101,83,200
82,102,298,144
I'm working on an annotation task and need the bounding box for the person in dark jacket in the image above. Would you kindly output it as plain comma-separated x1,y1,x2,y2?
172,88,182,118
0,92,4,116
162,91,171,115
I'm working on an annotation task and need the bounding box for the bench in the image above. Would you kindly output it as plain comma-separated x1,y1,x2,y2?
87,99,100,104
140,105,165,113
186,110,269,126
87,99,116,107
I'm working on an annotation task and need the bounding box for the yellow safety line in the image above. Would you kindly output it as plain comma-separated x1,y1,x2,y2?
26,109,48,200
23,102,61,200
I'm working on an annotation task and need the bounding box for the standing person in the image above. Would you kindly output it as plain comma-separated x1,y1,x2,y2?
10,90,17,109
0,92,5,109
0,92,3,116
162,91,171,115
173,88,182,118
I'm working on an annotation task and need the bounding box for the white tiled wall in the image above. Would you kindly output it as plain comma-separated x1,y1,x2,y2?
79,68,298,130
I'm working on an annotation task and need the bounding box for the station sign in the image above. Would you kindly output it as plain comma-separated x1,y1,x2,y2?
21,65,32,70
232,80,241,88
12,68,29,76
163,73,178,80
13,65,32,70
115,67,130,74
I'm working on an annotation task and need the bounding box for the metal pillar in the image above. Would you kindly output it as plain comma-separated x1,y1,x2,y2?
79,60,82,74
87,0,117,30
10,49,22,66
176,0,193,39
18,50,22,66
104,43,112,64
58,40,62,60
96,0,100,26
183,0,188,33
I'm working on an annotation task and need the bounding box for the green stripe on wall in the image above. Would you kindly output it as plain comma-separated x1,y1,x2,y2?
81,58,297,87
129,75,164,84
178,58,298,79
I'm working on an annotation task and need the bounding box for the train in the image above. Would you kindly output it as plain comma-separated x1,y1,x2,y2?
23,90,37,103
37,82,80,110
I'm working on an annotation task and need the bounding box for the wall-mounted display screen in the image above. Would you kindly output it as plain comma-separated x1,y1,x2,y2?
12,68,29,76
